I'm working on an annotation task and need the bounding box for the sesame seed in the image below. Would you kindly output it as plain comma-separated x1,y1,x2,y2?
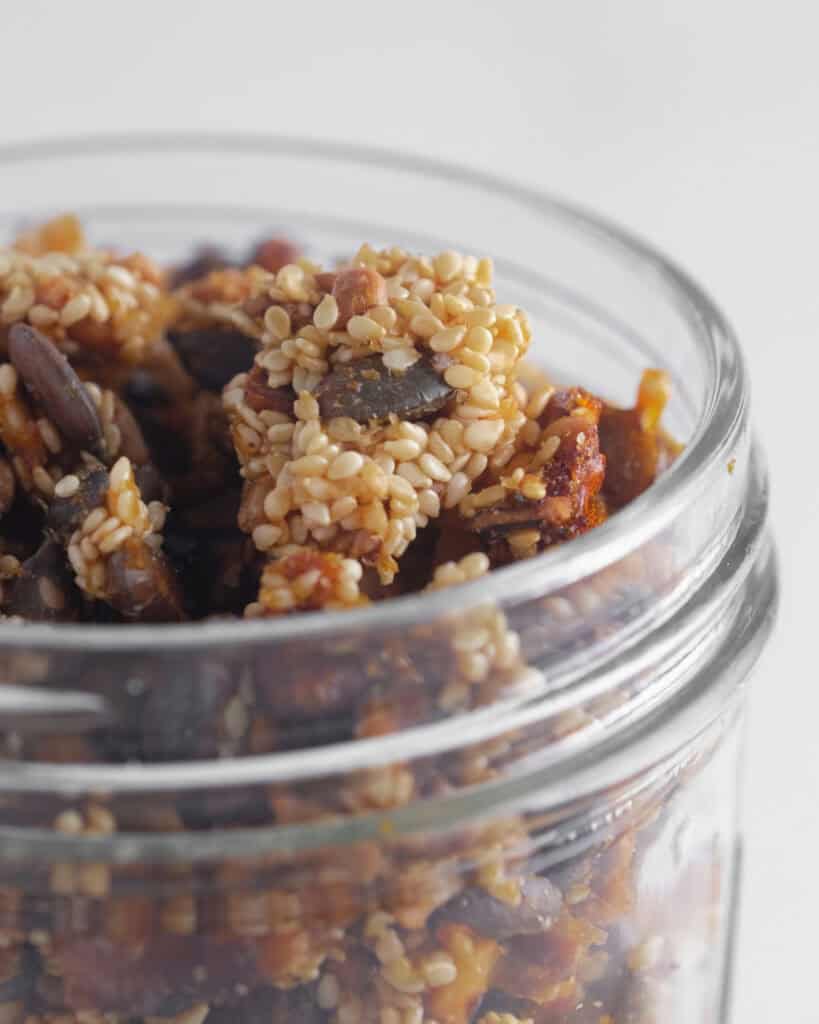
464,419,505,452
313,293,339,331
383,347,420,372
429,326,466,353
54,474,80,498
347,315,385,342
444,364,481,389
418,452,451,482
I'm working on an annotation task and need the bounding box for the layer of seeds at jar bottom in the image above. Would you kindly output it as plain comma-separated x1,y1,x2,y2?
0,713,739,1024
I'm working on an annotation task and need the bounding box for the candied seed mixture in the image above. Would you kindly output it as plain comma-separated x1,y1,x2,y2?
0,217,677,627
0,218,701,1024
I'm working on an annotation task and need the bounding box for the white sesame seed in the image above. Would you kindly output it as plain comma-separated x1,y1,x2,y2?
313,293,339,331
293,390,319,421
397,462,432,488
383,439,423,461
59,293,93,327
418,489,441,517
252,524,282,550
464,419,505,452
429,326,466,353
330,495,358,521
409,313,445,339
54,474,80,498
347,315,385,342
302,501,332,527
109,456,132,490
444,472,471,508
328,450,365,480
98,524,133,555
418,452,452,482
444,364,480,389
383,347,420,372
388,476,418,504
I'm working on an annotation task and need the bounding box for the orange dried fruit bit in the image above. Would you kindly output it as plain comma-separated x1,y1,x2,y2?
428,923,502,1024
636,368,671,431
332,267,388,326
14,213,85,255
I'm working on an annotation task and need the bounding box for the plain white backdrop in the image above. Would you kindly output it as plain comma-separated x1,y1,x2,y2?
0,2,814,1019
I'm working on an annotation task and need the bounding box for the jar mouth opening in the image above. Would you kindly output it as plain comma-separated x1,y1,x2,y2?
0,132,746,652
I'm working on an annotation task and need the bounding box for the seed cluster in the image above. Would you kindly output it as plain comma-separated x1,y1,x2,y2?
66,455,165,599
1,219,168,365
217,246,533,597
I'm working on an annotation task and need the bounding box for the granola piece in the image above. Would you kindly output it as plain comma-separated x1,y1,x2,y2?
224,247,530,584
246,546,366,616
462,391,607,563
13,213,86,256
427,923,502,1024
63,455,183,621
599,369,675,508
0,234,169,364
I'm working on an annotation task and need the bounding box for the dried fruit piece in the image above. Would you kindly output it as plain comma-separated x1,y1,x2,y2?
170,244,233,288
5,538,80,621
104,537,185,622
45,463,109,543
315,353,454,424
332,267,388,326
251,237,302,273
243,364,294,414
8,323,103,452
170,328,258,392
0,456,16,519
599,369,674,508
436,877,562,940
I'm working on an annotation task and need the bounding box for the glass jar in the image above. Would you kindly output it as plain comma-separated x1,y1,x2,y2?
0,137,777,1024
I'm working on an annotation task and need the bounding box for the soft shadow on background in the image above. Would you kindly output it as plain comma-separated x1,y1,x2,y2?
0,2,813,1020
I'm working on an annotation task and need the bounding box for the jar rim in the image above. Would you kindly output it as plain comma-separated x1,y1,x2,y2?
0,131,746,652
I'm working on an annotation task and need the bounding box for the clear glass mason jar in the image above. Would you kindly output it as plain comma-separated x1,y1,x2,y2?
0,138,777,1024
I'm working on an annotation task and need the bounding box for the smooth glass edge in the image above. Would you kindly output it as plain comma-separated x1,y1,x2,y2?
0,132,748,650
0,443,773,797
0,535,778,863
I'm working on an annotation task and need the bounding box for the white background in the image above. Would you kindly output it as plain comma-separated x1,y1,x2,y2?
0,2,814,1019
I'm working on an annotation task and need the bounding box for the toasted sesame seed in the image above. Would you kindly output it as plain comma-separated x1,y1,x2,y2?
59,293,93,326
347,315,385,342
0,364,17,396
54,474,80,498
383,347,420,372
98,524,133,555
464,419,505,452
294,391,319,421
418,452,451,482
430,325,466,353
313,293,339,331
444,364,481,389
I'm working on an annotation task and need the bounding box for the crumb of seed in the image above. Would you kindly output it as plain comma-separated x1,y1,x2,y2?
67,456,163,598
0,230,168,364
248,546,366,616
